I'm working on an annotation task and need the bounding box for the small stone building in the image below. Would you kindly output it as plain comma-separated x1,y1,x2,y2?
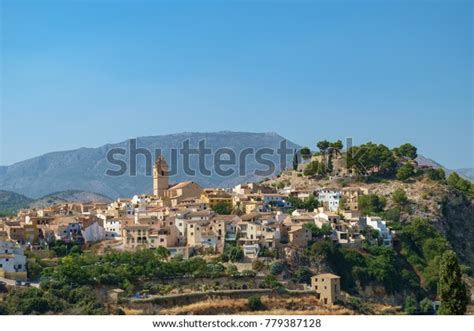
311,273,341,305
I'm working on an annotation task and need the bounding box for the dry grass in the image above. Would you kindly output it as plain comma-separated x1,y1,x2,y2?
157,295,356,315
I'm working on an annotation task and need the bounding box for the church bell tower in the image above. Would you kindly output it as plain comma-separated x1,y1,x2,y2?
153,155,169,197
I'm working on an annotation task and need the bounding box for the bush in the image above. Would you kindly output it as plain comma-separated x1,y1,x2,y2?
247,295,264,311
426,168,445,181
270,261,286,275
293,267,313,284
392,188,409,208
419,297,434,315
403,294,418,314
396,163,416,181
447,172,473,194
358,194,386,216
384,207,401,222
222,245,243,262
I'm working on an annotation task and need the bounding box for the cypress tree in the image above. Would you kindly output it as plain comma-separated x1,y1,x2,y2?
438,250,469,315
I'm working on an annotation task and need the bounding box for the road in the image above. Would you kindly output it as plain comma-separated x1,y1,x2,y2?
0,277,40,288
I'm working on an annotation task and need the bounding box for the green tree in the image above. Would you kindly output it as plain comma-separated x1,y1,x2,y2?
346,142,397,176
437,251,469,315
384,207,401,222
392,188,409,208
426,168,445,181
270,261,286,275
212,202,232,215
358,194,386,215
394,143,418,160
293,267,313,284
299,147,312,160
419,297,434,315
317,140,331,155
396,163,416,181
320,223,334,236
329,140,344,158
447,172,473,194
226,264,240,277
223,245,243,262
403,294,418,314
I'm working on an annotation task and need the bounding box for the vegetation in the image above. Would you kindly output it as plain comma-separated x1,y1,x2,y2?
393,143,417,160
247,295,265,311
299,147,312,160
426,168,446,181
303,160,327,177
212,202,232,215
398,218,452,293
292,267,313,284
447,172,473,195
221,245,243,262
437,250,469,315
269,261,286,275
392,188,409,209
288,196,319,211
346,142,397,177
310,239,405,293
358,194,386,216
396,163,416,181
0,190,33,215
403,294,418,314
302,222,333,238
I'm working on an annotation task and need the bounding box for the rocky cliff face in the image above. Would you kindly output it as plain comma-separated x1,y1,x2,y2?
437,190,474,268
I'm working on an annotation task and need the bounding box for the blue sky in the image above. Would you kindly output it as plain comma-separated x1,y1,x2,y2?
1,0,472,169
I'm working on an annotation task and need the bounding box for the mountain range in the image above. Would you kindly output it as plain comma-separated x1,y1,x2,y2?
0,132,300,199
0,131,471,201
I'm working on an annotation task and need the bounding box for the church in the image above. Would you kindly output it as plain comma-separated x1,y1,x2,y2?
152,156,203,207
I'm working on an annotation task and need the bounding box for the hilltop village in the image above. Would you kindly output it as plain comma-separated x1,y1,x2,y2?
0,141,472,315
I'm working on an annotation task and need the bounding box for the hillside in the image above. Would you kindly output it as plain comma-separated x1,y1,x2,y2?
264,171,474,268
0,132,300,199
0,190,34,214
0,189,112,213
29,190,112,208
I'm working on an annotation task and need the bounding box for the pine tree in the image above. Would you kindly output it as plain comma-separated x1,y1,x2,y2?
438,250,469,315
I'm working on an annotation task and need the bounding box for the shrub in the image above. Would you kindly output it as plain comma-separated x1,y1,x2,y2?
403,295,418,314
396,163,416,181
392,188,409,207
270,261,286,275
419,297,434,315
247,295,264,311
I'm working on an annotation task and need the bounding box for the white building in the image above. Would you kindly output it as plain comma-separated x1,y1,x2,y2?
365,216,393,246
82,221,106,243
0,240,27,280
104,218,122,240
317,189,342,212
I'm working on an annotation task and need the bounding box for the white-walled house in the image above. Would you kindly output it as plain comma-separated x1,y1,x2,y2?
0,240,27,280
82,221,106,243
365,216,393,246
104,218,122,240
317,189,342,212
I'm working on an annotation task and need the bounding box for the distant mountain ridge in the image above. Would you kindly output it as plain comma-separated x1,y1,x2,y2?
0,189,112,214
0,132,300,199
416,155,474,181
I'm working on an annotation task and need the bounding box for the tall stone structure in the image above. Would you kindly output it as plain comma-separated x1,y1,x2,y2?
153,155,169,197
